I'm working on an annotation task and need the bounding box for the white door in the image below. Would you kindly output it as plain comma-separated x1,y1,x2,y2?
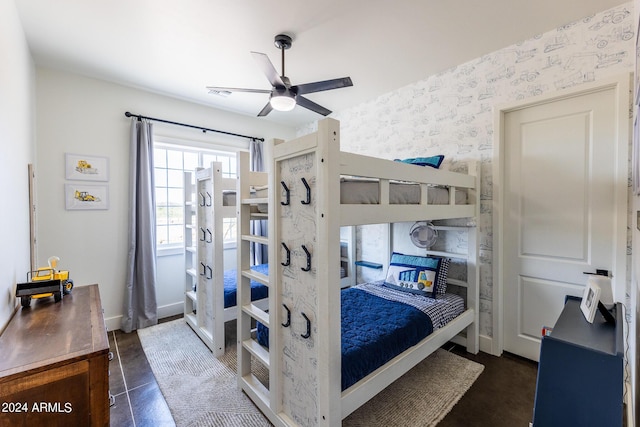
502,85,623,361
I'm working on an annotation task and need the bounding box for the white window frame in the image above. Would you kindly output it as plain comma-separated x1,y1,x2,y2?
154,136,243,257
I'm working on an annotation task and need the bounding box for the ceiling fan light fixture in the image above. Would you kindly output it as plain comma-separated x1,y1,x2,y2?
270,92,296,111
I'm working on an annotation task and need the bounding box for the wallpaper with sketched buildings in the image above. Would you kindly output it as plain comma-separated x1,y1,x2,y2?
298,3,634,338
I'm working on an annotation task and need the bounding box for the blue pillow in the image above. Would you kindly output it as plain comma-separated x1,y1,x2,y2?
394,155,444,169
383,252,448,298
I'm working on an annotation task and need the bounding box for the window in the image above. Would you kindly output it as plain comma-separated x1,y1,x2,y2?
154,144,237,253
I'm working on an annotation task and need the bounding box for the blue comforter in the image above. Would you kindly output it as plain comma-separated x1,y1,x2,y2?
224,263,269,308
257,286,433,390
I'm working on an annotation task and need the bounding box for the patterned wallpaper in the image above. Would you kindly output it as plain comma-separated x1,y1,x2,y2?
298,3,634,338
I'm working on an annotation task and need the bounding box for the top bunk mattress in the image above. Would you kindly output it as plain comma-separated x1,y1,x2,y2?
340,177,467,205
224,179,467,212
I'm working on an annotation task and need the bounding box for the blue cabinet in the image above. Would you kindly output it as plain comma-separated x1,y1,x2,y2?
532,296,623,426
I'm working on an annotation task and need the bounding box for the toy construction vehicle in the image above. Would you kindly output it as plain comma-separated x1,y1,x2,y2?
16,256,74,308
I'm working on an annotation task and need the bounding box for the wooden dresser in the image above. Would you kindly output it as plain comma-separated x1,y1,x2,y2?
0,284,110,427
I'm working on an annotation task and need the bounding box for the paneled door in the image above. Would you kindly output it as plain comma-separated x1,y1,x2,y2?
502,82,626,361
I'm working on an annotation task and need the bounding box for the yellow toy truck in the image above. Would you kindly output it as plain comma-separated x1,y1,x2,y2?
16,257,73,308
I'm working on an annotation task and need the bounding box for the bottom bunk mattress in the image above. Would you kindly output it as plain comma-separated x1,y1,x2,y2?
257,282,464,390
224,263,269,308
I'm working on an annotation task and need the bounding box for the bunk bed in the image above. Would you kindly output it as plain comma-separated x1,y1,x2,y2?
183,162,268,357
237,118,479,426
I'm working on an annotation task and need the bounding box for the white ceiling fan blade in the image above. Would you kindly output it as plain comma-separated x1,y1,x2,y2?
251,51,286,88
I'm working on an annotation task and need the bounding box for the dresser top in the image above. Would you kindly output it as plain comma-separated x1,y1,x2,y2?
549,297,622,356
0,284,109,379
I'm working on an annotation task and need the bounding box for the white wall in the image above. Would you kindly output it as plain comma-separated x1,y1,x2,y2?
0,0,35,331
304,3,635,351
34,67,295,330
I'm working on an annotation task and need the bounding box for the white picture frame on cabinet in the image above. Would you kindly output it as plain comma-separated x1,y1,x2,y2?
580,280,601,324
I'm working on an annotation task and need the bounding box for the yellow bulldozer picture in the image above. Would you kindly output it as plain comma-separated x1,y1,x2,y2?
75,190,100,202
15,256,73,308
75,159,98,174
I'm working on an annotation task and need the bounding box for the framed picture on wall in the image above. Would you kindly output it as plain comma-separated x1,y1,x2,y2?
65,184,109,210
65,153,109,181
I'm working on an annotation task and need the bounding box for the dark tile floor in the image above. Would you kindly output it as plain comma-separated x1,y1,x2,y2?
108,327,176,427
109,319,538,427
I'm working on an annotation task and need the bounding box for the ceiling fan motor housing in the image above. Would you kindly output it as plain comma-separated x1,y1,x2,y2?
274,34,292,50
272,86,296,98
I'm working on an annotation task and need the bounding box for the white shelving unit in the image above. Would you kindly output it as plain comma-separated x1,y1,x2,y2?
426,224,478,337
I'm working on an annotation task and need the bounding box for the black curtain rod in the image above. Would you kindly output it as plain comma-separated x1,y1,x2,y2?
124,112,264,142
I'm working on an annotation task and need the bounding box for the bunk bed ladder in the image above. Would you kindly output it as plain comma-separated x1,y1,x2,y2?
236,150,278,420
265,120,342,426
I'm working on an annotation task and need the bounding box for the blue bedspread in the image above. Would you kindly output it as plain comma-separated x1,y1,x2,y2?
224,263,269,308
256,286,433,390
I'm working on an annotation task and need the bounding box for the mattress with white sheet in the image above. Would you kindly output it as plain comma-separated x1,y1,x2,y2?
224,179,466,212
339,177,467,205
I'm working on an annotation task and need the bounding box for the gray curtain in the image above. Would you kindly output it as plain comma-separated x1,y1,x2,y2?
121,118,158,332
250,140,268,265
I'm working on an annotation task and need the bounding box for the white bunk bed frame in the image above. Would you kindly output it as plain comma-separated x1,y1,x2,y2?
238,118,479,426
185,161,268,357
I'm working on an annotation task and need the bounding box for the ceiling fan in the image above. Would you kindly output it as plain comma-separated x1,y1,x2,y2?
206,34,353,117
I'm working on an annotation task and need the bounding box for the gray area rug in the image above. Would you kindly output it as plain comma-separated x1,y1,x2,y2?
138,319,484,426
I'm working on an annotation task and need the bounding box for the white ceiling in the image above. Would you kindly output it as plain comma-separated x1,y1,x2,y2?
15,0,627,127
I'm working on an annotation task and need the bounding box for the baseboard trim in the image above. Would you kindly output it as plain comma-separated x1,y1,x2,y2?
105,301,184,332
157,301,184,319
105,315,121,332
479,334,496,355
